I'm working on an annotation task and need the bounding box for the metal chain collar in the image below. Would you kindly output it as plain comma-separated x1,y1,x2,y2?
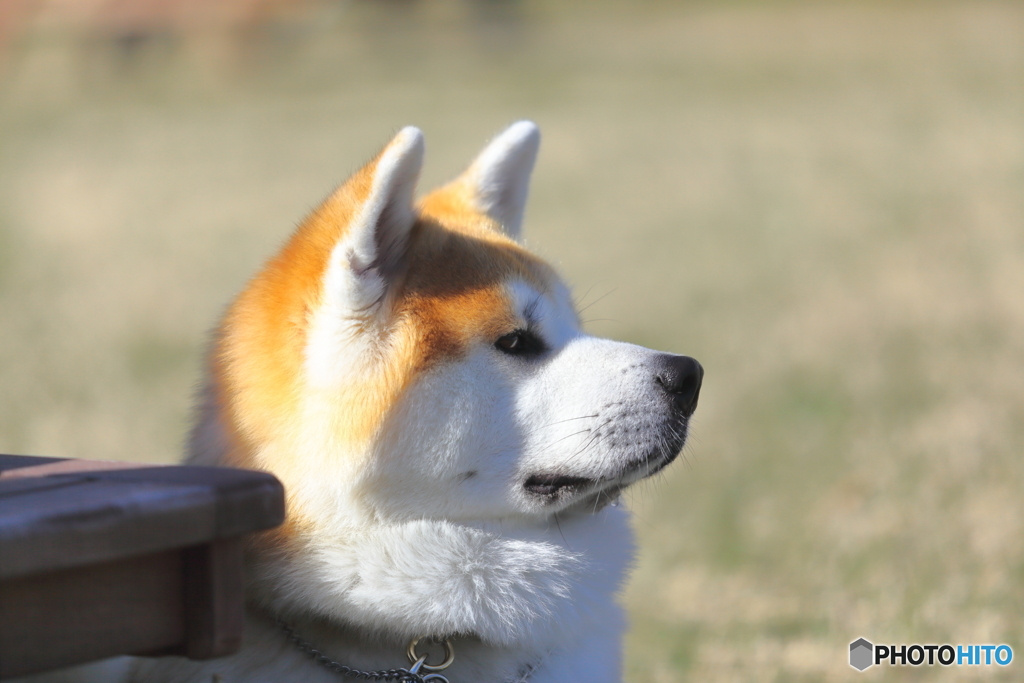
277,619,453,683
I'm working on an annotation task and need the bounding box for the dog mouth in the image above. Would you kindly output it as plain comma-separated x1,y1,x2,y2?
524,431,686,503
523,473,593,496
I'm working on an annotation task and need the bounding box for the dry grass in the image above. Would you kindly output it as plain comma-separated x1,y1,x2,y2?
1,2,1022,680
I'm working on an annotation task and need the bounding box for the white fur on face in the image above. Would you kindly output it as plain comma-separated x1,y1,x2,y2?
356,279,687,522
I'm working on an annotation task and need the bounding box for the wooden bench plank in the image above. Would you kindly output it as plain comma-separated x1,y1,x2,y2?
93,466,285,538
0,479,216,579
0,454,63,472
0,455,285,678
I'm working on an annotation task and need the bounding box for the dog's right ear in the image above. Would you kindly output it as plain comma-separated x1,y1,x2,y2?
320,127,424,319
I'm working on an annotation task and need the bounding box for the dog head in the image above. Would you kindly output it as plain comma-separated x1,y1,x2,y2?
201,122,702,526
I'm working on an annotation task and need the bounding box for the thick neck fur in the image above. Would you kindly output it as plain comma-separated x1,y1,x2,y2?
247,508,632,649
187,400,632,680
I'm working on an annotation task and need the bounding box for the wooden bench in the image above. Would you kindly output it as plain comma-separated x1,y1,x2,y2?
0,454,285,679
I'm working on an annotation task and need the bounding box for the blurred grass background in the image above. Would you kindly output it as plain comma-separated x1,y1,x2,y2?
1,1,1022,680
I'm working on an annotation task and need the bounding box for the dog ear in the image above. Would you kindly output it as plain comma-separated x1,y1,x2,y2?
456,120,540,240
323,126,424,316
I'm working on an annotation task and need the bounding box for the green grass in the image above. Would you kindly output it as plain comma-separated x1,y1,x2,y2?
2,2,1023,680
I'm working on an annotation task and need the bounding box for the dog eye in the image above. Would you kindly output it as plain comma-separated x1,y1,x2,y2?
495,329,546,356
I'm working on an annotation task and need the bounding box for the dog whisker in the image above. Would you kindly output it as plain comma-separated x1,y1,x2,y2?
576,287,617,315
540,414,599,429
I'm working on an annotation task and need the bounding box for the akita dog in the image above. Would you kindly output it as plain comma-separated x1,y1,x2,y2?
134,122,703,683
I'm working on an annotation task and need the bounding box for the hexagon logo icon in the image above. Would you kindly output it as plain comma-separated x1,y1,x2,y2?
850,638,874,671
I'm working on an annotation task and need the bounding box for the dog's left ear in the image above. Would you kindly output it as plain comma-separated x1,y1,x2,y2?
454,120,540,240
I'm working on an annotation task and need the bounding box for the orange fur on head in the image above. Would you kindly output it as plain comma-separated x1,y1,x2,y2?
207,135,558,474
209,142,389,468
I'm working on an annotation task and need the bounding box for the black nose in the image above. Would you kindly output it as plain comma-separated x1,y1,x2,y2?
653,354,703,416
